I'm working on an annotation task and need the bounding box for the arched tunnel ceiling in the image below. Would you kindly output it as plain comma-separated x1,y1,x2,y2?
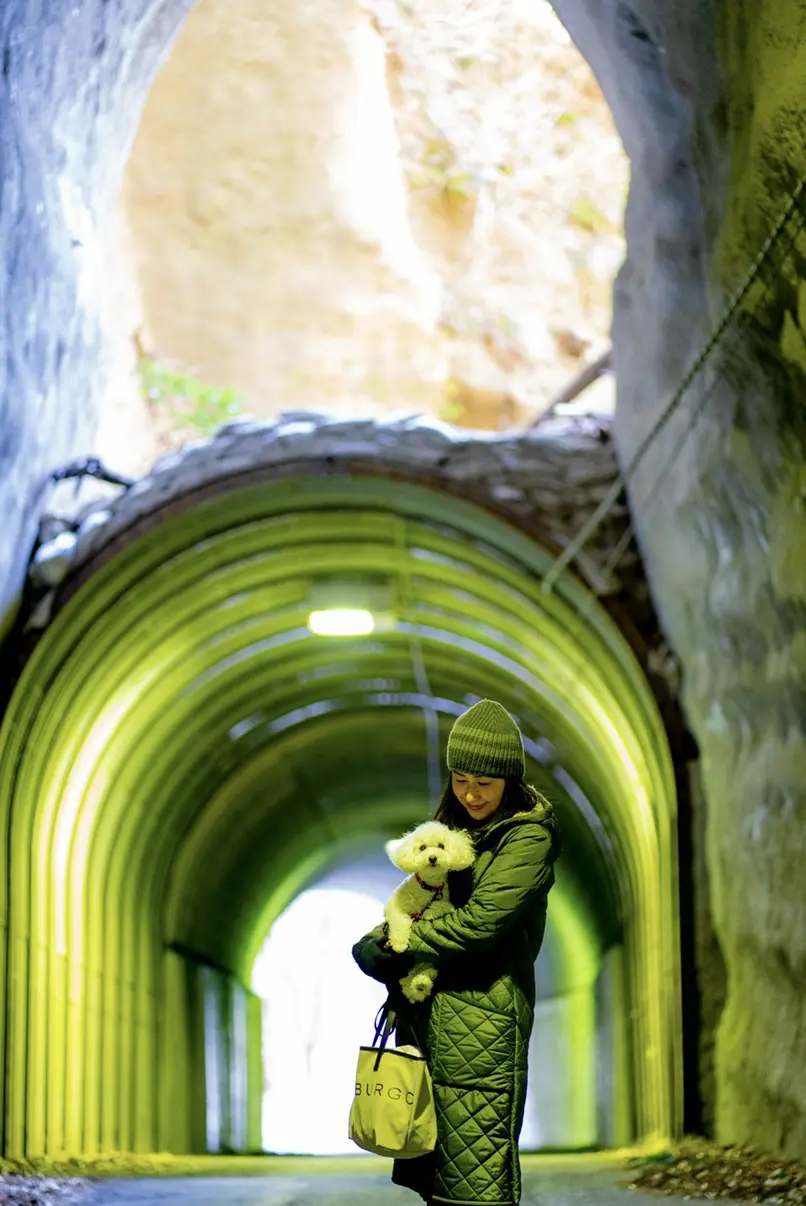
0,425,682,1143
10,468,664,970
12,427,671,893
15,414,672,744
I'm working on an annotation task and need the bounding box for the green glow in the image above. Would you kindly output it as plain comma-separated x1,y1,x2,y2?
0,475,680,1157
308,608,375,636
534,885,602,1146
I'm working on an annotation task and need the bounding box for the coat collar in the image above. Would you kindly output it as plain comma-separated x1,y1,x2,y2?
470,803,557,853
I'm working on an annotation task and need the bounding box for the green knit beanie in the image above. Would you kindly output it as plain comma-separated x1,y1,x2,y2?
446,699,525,780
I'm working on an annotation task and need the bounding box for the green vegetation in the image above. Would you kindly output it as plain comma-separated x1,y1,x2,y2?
410,137,478,206
568,195,614,236
437,377,466,423
139,358,246,436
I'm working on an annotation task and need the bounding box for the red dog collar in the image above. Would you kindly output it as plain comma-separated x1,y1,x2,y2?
410,875,445,921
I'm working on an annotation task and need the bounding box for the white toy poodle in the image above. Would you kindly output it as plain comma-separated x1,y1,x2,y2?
384,821,476,1003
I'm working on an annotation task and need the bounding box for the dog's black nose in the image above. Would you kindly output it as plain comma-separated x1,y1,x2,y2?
428,855,437,865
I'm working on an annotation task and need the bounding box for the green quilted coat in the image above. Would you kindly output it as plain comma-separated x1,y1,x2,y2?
352,805,560,1205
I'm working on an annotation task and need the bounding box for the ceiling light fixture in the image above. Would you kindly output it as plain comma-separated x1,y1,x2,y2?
307,608,376,638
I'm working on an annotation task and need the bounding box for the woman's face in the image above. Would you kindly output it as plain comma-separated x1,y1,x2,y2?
451,771,506,823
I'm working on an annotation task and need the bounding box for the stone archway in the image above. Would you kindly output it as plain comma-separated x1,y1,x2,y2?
3,0,806,1163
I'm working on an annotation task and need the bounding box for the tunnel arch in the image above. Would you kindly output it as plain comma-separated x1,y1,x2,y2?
0,436,681,1158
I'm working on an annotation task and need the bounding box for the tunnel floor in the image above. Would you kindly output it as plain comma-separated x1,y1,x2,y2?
69,1157,719,1206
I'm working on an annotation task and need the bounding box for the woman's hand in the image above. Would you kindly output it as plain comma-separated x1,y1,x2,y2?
352,928,415,985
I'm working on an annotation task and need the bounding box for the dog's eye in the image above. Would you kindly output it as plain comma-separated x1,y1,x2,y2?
438,843,445,849
420,844,426,851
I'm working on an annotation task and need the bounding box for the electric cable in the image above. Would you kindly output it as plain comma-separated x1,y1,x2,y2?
597,196,806,593
554,186,806,670
541,175,806,596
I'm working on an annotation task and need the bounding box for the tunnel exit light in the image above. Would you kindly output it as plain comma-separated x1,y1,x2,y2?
308,608,376,637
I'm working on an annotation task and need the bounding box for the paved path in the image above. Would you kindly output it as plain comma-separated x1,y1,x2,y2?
85,1156,702,1206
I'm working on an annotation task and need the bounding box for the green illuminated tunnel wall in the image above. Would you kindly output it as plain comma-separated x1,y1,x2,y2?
0,470,680,1157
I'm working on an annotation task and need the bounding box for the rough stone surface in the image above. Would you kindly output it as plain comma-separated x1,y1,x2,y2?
24,411,632,599
121,0,626,431
0,1176,90,1203
0,0,193,638
123,0,446,423
554,0,806,1157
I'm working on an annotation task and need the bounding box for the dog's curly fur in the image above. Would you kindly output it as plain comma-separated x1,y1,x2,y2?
384,821,475,1003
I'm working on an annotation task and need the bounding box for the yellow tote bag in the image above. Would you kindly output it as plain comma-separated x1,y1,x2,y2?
349,1005,437,1159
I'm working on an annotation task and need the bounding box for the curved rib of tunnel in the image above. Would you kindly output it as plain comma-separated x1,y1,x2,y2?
0,465,679,1158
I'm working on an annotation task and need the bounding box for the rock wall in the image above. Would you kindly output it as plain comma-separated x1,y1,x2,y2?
553,0,806,1155
121,0,626,430
0,0,192,638
123,0,446,425
95,205,162,480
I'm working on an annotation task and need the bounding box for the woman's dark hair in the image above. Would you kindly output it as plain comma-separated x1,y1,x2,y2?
433,775,547,833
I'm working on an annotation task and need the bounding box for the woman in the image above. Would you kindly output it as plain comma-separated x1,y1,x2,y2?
352,699,562,1206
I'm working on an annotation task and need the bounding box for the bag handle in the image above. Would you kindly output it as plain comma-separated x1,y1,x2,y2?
372,998,397,1071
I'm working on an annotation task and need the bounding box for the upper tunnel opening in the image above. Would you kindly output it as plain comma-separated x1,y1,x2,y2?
103,0,626,481
0,451,680,1158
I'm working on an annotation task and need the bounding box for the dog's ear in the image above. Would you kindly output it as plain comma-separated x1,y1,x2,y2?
386,832,419,874
385,837,403,863
448,829,476,871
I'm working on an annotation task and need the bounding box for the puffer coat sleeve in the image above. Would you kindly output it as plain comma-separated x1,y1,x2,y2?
403,820,553,964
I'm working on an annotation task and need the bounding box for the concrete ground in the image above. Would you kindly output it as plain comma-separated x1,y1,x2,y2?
85,1154,711,1206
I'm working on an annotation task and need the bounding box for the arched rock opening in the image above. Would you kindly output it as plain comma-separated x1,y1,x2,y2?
1,0,806,1161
